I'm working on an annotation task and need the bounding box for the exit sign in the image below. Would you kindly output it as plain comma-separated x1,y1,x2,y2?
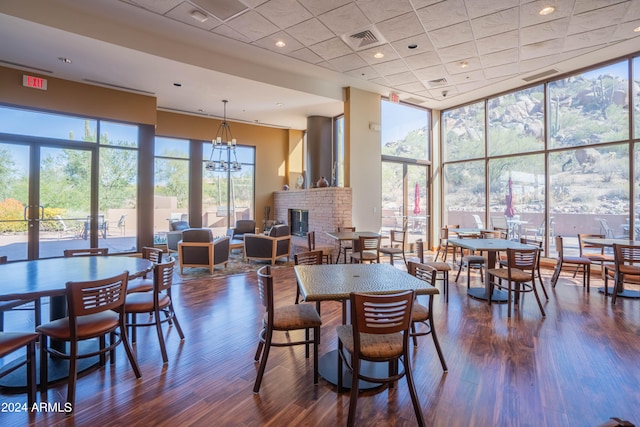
23,75,47,90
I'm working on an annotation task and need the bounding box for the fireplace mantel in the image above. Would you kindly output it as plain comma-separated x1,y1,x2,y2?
274,187,352,258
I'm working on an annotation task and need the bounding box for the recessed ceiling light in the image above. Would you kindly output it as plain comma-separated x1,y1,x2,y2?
191,10,208,23
276,103,283,107
374,52,384,59
539,6,555,15
58,57,72,64
460,61,469,68
634,26,640,32
408,44,418,49
173,83,182,87
275,40,286,48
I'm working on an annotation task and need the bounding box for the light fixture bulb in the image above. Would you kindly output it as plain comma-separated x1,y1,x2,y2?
275,40,286,48
374,52,384,59
539,6,555,15
191,10,208,23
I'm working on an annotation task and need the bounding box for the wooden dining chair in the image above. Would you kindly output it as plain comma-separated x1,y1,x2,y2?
0,255,42,331
350,235,381,264
488,247,545,317
63,247,109,257
336,226,355,264
454,234,485,289
605,244,640,304
407,262,448,371
125,258,184,364
551,236,591,292
37,271,141,411
434,226,458,263
578,233,613,279
127,246,163,294
253,265,321,394
411,239,451,302
307,231,332,264
0,332,39,406
379,228,407,266
293,250,323,305
336,290,425,427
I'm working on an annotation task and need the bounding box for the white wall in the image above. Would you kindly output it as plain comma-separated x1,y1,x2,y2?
346,87,382,233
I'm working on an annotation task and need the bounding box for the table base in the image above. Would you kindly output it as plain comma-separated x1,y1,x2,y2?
0,340,100,390
319,350,399,390
597,287,640,299
467,287,509,303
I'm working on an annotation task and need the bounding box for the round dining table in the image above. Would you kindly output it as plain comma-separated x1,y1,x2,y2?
0,256,153,388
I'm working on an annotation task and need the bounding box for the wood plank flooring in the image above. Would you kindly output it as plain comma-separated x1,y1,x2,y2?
2,261,640,426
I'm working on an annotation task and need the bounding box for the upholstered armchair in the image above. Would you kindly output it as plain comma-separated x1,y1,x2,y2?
244,224,291,265
177,229,230,274
167,221,190,253
227,219,257,241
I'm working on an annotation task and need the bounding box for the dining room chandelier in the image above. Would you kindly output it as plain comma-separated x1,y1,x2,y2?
206,99,241,172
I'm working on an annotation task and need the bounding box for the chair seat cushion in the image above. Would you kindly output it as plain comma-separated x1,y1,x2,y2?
124,292,170,313
585,254,614,262
0,332,39,358
563,256,591,264
37,311,119,340
352,250,378,260
268,304,321,330
379,247,403,254
487,268,532,282
618,265,640,275
127,278,154,294
411,303,430,323
336,325,403,359
423,261,451,272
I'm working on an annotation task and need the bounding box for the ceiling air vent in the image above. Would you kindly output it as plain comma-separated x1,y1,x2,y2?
341,25,386,51
427,78,448,88
522,69,559,82
404,97,425,105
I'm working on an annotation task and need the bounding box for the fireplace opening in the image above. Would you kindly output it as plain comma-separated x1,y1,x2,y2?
289,209,309,237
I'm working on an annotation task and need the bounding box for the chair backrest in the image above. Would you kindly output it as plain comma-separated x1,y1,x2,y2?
66,271,128,320
142,246,163,264
357,235,380,252
408,261,437,285
473,214,484,229
414,239,424,263
578,233,605,256
481,230,503,239
181,228,213,243
613,244,640,267
491,215,508,229
520,237,543,249
256,265,274,316
505,248,538,274
598,218,615,238
0,256,6,264
350,290,414,337
555,236,565,260
307,231,316,250
169,220,190,232
389,229,406,246
338,226,356,232
64,248,108,257
439,227,449,241
269,224,290,237
235,220,256,234
117,214,126,228
154,258,175,294
294,250,323,265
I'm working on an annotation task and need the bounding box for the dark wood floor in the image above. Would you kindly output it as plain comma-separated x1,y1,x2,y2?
2,260,640,427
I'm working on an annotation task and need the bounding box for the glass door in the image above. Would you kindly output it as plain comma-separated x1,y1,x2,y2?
0,141,93,260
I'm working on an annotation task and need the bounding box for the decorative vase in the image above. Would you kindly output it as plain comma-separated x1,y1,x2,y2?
317,176,329,187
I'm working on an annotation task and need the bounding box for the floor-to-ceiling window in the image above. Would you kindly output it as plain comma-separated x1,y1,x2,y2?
0,105,139,259
441,55,638,256
380,100,430,248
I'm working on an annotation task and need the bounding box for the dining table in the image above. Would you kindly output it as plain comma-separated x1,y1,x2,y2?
447,238,540,303
295,263,439,389
580,237,640,298
0,255,153,388
325,231,380,263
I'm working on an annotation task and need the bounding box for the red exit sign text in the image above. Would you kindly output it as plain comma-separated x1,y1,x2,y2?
23,75,48,90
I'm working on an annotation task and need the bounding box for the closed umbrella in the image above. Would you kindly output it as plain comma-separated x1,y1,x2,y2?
413,182,421,215
505,177,515,218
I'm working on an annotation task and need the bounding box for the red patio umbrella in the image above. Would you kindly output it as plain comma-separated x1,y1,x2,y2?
413,182,421,215
505,177,515,218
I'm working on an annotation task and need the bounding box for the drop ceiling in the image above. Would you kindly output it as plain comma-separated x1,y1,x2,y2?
0,0,639,130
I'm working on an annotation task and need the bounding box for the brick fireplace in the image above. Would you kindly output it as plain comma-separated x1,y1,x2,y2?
274,187,352,258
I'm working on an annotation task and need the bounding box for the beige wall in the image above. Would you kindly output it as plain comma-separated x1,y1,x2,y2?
344,87,381,232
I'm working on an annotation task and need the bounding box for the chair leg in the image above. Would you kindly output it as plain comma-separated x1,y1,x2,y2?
347,355,360,427
410,323,419,347
119,320,142,379
551,261,562,287
39,336,49,393
537,265,549,299
313,326,319,384
155,308,169,364
26,340,36,406
169,304,185,340
532,280,546,317
403,354,426,427
67,341,78,410
253,328,273,393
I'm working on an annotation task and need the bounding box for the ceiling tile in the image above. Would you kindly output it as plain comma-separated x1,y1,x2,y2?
122,0,182,14
296,0,352,16
567,2,628,35
369,76,390,86
481,48,518,68
384,71,418,85
438,41,478,62
445,57,481,74
416,0,468,31
403,51,442,70
192,0,248,20
476,31,518,55
520,38,564,60
344,65,381,80
239,0,268,7
225,10,279,41
395,81,428,92
357,44,399,65
564,26,617,51
519,53,565,73
429,21,473,48
286,18,335,46
356,0,413,23
409,0,443,9
318,3,371,36
252,30,304,53
287,47,324,64
471,8,518,39
621,0,640,20
447,69,485,84
212,24,253,43
255,0,312,28
372,58,410,76
328,53,368,71
308,37,353,60
520,0,574,27
391,34,435,58
611,21,640,41
520,18,570,46
413,64,448,81
573,0,629,14
483,63,520,80
165,2,222,30
376,12,424,43
464,0,519,19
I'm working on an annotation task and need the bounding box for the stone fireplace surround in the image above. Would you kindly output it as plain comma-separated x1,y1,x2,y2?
274,187,352,259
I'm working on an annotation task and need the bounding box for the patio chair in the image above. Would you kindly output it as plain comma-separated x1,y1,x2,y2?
551,236,591,292
597,218,621,239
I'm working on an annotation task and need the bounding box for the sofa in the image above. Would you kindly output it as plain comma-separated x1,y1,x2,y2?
177,229,230,274
244,224,291,265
